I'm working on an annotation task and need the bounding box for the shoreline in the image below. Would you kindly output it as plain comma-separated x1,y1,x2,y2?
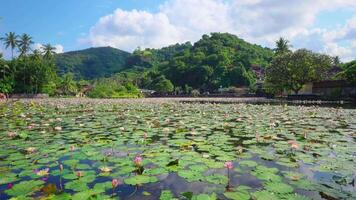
2,97,355,108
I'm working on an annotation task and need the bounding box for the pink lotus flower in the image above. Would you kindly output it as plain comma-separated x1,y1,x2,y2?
112,179,120,188
7,183,13,189
76,171,83,178
224,161,233,170
111,178,120,197
134,155,142,166
7,131,17,138
288,140,300,150
69,145,76,151
27,125,34,130
224,161,233,190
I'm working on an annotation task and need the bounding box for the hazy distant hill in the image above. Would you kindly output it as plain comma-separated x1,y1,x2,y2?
55,47,131,79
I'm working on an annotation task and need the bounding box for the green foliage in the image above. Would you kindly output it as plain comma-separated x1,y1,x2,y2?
158,33,273,91
11,56,57,94
41,43,57,59
17,33,33,57
124,175,158,185
5,180,44,197
0,32,18,59
265,49,333,94
0,58,14,94
56,73,78,96
153,76,174,94
337,60,356,83
0,32,59,95
87,77,142,98
55,47,131,79
274,37,292,55
160,190,177,200
74,33,273,92
0,101,355,199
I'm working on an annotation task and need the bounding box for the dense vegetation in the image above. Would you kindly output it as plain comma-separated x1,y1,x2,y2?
337,60,356,84
1,32,354,98
104,33,274,94
87,77,142,98
0,33,141,98
265,47,333,94
161,33,272,91
0,33,57,95
55,47,131,79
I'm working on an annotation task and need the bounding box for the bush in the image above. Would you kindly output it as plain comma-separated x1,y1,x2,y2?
191,89,200,97
153,76,174,94
87,80,142,98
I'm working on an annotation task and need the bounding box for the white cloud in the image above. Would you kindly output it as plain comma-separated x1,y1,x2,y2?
320,16,356,61
33,43,43,51
88,9,181,51
84,0,356,61
54,44,64,54
324,42,353,59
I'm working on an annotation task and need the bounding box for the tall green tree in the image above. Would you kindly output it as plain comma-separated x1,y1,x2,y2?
265,49,333,94
333,56,341,67
0,56,14,94
32,49,42,59
1,32,18,59
41,43,56,59
153,76,174,94
337,60,356,83
17,33,33,57
274,37,291,55
57,73,78,95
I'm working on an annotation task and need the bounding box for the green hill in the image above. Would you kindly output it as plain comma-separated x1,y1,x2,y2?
55,47,131,79
122,33,274,91
161,33,274,89
55,33,274,92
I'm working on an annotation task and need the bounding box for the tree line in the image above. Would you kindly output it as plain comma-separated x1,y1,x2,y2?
112,33,353,96
0,32,137,97
0,32,354,98
0,32,59,95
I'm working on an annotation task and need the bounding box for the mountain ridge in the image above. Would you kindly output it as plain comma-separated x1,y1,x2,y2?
55,46,131,79
55,33,274,82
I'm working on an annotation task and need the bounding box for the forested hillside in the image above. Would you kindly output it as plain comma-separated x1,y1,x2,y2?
54,33,274,93
160,33,273,90
0,32,350,98
55,47,131,79
119,33,274,92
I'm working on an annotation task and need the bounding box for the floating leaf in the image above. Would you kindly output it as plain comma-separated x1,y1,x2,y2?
124,175,158,185
264,181,294,194
5,180,44,197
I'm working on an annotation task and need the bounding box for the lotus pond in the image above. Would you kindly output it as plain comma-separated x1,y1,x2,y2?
0,99,355,200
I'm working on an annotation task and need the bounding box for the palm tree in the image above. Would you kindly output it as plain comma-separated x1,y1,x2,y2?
59,73,77,95
32,49,42,59
41,43,56,58
17,33,33,57
333,56,341,67
0,32,18,59
274,37,291,55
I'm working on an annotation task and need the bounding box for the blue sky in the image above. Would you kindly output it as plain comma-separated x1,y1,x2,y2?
1,0,355,61
0,0,165,51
